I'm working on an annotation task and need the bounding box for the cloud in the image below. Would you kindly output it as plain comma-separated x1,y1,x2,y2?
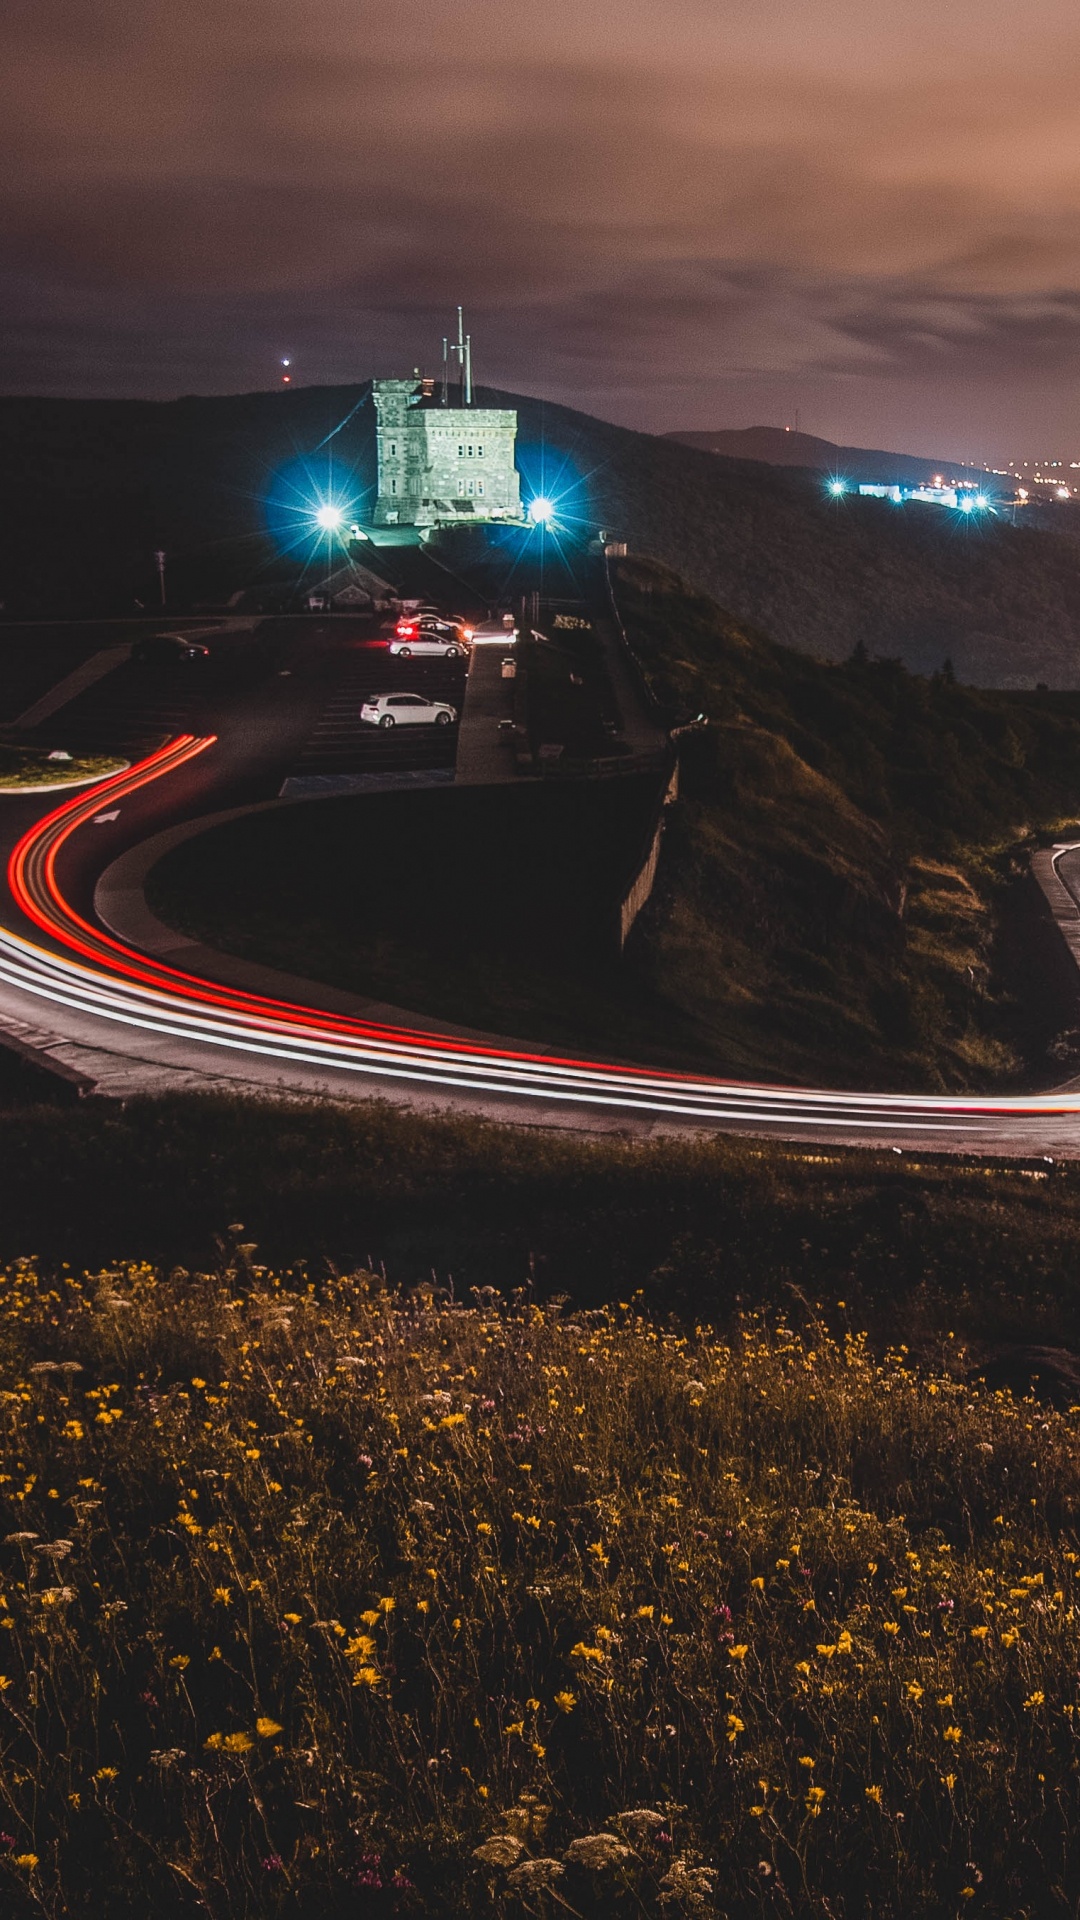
3,0,1080,455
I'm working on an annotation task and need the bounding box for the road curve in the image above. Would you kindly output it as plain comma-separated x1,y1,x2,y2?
4,738,1080,1152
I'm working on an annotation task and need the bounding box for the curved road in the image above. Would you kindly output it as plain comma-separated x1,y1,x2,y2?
2,641,1080,1150
3,746,1080,1150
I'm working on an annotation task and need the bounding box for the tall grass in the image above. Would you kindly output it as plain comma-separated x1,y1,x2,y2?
0,1251,1078,1914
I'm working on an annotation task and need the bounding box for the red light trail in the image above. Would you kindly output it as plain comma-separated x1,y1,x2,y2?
3,739,1079,1141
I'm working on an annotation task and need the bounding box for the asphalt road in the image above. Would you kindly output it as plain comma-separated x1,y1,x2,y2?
3,617,1080,1152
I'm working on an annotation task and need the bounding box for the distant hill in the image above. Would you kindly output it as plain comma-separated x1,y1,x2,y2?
664,425,996,490
3,383,1080,686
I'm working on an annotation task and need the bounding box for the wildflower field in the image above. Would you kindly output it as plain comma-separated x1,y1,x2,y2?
0,1251,1078,1916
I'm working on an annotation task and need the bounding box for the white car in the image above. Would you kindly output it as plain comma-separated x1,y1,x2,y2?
388,632,467,659
360,692,457,728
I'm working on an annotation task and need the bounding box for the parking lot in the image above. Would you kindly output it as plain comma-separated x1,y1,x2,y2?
7,626,278,760
1,617,472,791
287,643,467,778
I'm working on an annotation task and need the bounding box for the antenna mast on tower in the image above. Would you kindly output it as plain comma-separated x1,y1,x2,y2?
447,308,473,405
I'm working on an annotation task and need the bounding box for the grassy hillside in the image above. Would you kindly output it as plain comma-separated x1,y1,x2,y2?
2,1253,1080,1917
5,1091,1080,1365
6,384,1080,683
609,558,1080,1089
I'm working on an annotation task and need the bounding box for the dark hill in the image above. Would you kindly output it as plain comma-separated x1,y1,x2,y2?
664,424,994,489
4,383,1080,685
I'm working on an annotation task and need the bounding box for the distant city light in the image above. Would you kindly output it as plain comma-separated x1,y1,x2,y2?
1058,486,1071,500
316,504,344,530
282,358,291,367
528,496,555,525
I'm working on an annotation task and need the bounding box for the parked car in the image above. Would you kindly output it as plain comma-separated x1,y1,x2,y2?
360,692,457,728
391,613,472,657
132,634,210,666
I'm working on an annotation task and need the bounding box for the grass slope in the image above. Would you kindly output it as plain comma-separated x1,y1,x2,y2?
6,384,1080,683
612,558,1080,1089
1,1261,1080,1916
5,1090,1080,1362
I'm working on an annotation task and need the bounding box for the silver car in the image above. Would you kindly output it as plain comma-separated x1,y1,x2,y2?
360,692,457,728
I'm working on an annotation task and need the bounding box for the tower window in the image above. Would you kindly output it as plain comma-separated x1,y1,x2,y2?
458,444,464,457
390,477,397,494
389,442,397,456
476,479,484,496
477,445,484,457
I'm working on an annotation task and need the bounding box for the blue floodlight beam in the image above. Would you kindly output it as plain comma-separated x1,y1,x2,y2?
527,496,556,526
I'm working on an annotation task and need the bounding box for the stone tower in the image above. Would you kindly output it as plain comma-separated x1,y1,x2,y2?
372,367,523,530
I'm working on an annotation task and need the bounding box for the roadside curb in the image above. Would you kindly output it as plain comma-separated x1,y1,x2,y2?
0,1021,98,1100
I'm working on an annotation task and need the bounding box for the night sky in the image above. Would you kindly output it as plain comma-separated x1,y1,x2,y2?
3,0,1080,461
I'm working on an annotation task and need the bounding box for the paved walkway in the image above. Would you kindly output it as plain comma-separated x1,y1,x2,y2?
454,644,526,785
590,564,668,756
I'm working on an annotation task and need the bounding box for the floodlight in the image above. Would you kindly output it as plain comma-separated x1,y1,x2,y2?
959,497,973,513
829,480,846,496
528,496,555,525
316,504,344,530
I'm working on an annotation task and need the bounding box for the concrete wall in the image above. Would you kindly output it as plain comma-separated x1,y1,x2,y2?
617,759,679,951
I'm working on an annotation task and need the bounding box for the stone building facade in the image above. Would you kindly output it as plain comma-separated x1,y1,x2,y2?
372,379,523,529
